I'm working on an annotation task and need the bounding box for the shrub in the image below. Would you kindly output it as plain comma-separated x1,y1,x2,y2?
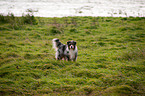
119,48,145,61
0,13,37,30
0,13,22,30
0,14,8,23
70,28,78,33
71,69,102,78
4,52,19,58
22,14,37,25
49,26,61,35
24,53,35,59
98,42,106,46
0,13,15,23
102,85,139,95
71,86,95,95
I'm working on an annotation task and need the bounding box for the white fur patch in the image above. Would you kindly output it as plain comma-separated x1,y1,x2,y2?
69,46,78,60
52,38,58,51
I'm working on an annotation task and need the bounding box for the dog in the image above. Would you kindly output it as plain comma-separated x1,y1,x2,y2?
52,38,78,61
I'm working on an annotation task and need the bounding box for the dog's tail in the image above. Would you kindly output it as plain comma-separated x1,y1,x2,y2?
52,38,61,51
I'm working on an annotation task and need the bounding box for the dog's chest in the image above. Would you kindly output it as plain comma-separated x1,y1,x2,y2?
69,50,76,59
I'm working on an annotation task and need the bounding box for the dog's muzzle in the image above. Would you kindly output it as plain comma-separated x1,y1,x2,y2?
70,45,74,49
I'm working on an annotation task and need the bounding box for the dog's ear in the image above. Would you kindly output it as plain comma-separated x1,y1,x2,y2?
67,41,71,45
74,41,76,45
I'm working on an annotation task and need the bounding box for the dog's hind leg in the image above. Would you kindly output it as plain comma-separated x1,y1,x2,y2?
55,51,60,60
73,53,77,61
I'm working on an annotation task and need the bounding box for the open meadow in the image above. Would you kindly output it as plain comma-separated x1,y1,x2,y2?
0,14,145,95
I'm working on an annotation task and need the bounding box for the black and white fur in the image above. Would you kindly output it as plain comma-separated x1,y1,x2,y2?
52,38,78,61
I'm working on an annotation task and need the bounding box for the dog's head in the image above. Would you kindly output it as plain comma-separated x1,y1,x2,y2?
67,41,76,50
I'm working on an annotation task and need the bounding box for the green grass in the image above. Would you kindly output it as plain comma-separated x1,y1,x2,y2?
0,15,145,95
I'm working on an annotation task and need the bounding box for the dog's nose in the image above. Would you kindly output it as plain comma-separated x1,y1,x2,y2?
70,45,74,49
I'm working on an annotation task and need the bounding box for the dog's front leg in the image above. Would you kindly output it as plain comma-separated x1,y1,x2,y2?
72,53,77,61
72,58,77,61
65,56,70,61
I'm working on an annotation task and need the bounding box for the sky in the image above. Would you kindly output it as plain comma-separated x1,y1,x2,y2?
0,0,145,17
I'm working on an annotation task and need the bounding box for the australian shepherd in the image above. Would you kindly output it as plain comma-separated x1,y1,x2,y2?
52,38,78,61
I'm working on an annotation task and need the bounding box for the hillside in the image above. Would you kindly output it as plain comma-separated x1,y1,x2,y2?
0,14,145,95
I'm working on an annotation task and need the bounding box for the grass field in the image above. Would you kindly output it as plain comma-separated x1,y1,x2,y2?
0,14,145,95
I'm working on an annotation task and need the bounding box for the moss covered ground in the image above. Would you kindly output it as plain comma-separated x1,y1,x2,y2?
0,15,145,95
